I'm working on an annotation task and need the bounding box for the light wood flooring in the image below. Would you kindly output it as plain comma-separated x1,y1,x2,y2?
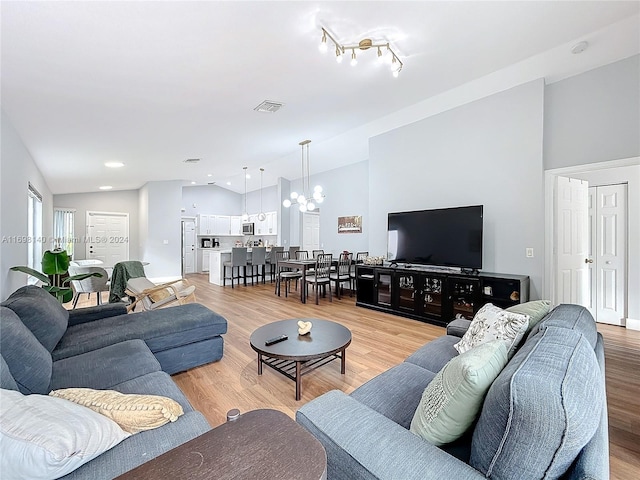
82,274,639,479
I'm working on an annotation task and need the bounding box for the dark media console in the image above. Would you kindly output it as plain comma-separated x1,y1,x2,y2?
355,264,529,327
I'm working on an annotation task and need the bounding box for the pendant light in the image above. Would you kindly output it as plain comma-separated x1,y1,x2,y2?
258,168,266,221
282,140,325,211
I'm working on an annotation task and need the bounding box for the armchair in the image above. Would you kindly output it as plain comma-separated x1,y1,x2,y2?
125,277,196,312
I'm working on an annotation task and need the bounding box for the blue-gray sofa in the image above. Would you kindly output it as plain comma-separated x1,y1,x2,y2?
297,304,608,479
0,285,228,479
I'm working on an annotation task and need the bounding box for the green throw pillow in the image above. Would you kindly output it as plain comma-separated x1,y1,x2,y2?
410,340,508,446
506,300,552,333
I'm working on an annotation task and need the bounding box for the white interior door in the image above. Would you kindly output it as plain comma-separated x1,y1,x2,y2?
555,176,589,306
302,212,320,254
182,219,196,275
588,184,627,325
86,212,129,268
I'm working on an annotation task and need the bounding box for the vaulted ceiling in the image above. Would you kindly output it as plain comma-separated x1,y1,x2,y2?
2,1,639,194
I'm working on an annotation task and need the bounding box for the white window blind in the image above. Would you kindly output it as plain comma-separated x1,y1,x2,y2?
27,183,43,273
54,208,76,256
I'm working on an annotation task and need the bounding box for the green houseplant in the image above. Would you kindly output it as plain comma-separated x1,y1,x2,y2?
10,249,102,303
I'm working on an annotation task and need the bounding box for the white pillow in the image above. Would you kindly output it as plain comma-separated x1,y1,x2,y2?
454,303,530,358
0,389,131,480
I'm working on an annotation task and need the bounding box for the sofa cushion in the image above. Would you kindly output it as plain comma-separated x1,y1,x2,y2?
410,340,508,446
404,335,460,374
470,326,604,479
506,299,551,333
454,303,529,358
0,355,19,391
53,303,227,361
528,303,598,348
50,339,161,390
0,389,130,480
351,362,436,429
50,388,184,434
1,285,69,352
0,306,52,394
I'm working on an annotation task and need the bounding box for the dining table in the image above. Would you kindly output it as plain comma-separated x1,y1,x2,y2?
275,258,318,304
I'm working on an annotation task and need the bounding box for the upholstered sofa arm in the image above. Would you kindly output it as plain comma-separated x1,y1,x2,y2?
68,303,128,326
446,318,471,337
296,390,484,480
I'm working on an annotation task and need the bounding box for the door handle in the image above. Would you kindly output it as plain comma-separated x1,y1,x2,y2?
585,258,593,264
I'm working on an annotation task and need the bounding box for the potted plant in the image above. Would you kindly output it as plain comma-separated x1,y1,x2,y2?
10,249,102,303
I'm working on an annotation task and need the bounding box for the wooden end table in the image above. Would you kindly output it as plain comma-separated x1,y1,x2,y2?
115,409,326,480
250,319,352,400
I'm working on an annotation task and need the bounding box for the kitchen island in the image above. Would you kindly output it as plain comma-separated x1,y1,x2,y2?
208,247,275,286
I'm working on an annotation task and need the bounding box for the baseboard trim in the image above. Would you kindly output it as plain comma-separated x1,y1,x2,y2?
626,318,640,331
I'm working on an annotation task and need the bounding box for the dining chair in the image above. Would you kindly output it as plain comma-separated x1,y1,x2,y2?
330,252,352,299
312,249,324,259
305,253,333,305
350,251,369,295
68,265,110,308
266,246,284,283
275,250,302,298
125,277,196,312
295,250,309,260
247,246,267,284
288,246,300,257
223,247,247,288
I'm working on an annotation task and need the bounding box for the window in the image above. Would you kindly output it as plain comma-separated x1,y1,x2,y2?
54,208,75,257
27,183,43,274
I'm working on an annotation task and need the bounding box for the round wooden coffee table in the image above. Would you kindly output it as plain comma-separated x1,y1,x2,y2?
250,319,352,400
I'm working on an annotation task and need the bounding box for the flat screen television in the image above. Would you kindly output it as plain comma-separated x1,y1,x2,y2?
387,205,483,269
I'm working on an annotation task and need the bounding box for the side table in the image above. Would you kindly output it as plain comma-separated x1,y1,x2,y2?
115,409,327,479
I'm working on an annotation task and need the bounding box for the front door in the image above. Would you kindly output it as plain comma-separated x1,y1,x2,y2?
86,211,129,268
588,184,627,325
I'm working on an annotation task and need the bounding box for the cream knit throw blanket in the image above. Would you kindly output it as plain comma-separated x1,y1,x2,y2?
50,388,184,434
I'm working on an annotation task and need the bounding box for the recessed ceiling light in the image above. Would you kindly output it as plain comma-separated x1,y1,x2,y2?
207,174,212,177
99,185,113,190
191,181,196,185
105,161,124,168
226,181,232,185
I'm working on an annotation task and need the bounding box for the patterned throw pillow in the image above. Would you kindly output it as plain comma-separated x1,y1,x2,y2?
454,303,529,358
50,388,184,434
410,340,509,446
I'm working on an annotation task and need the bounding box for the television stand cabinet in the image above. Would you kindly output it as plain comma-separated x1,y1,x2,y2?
355,265,529,327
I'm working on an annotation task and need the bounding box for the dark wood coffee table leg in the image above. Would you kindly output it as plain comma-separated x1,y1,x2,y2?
296,361,302,401
341,348,346,374
257,353,263,375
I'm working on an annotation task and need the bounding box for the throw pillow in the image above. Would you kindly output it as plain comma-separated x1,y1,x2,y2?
410,340,508,446
506,300,552,333
0,388,130,479
454,303,529,358
49,388,184,434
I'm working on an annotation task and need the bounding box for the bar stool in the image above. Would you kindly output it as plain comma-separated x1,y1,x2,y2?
247,246,267,284
223,247,247,288
266,246,284,282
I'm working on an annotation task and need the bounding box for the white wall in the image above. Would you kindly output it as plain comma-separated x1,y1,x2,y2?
181,184,242,217
285,161,369,256
544,55,639,169
369,80,546,299
53,190,139,260
138,181,183,280
1,111,54,300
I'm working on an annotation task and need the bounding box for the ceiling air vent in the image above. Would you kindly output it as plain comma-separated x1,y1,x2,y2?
183,158,200,164
254,100,284,113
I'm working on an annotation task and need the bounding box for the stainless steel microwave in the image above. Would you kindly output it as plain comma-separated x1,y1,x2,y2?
242,222,254,235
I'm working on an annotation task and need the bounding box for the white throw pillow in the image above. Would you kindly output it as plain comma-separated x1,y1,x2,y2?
0,389,131,480
454,303,529,357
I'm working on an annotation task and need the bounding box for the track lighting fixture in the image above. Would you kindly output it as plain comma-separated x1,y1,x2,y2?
319,27,403,77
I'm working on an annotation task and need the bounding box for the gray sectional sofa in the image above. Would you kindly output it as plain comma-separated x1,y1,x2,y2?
0,285,228,479
297,304,608,480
